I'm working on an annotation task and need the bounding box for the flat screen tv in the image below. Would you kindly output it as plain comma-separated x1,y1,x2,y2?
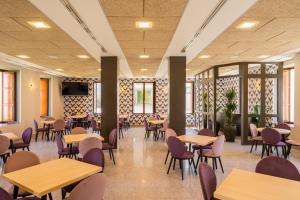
62,82,89,96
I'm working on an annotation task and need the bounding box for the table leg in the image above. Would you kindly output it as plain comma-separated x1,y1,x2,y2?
13,186,19,199
41,195,47,200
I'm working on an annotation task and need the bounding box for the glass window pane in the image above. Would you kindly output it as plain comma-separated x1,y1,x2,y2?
186,82,193,113
1,72,15,122
133,83,144,113
144,83,154,113
93,83,101,113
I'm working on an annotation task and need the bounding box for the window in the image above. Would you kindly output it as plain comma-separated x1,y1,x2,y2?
0,71,16,122
93,82,101,113
40,78,49,116
133,82,154,113
283,67,295,123
186,82,194,113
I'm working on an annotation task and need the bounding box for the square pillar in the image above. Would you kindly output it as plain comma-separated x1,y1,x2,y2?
169,56,186,135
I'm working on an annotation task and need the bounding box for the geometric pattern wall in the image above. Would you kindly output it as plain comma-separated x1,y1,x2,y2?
248,78,261,114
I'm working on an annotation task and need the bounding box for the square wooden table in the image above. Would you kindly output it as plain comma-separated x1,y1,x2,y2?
1,132,20,141
257,127,291,135
2,158,102,199
63,133,104,144
177,135,217,146
214,168,300,200
148,119,165,125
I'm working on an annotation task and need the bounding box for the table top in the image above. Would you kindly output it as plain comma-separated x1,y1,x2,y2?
257,127,291,135
148,119,165,125
69,115,86,119
63,133,104,144
119,114,128,119
177,135,217,146
214,168,300,200
1,132,20,141
2,158,101,197
41,120,55,125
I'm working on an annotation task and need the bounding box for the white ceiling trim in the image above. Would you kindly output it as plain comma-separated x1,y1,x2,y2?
155,0,257,78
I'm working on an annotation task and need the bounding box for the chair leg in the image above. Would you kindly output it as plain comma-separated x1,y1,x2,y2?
61,189,66,199
255,141,258,150
218,157,224,173
250,140,255,153
214,158,218,169
27,147,30,151
48,193,53,200
108,149,112,160
164,150,170,165
196,154,201,169
167,157,173,174
35,132,38,142
275,146,279,156
212,158,215,170
261,144,265,159
110,149,116,165
179,160,184,180
173,158,176,170
191,158,197,174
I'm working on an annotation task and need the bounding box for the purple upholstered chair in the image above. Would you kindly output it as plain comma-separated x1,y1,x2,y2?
33,119,48,141
249,123,262,153
55,134,78,158
261,128,286,158
164,128,177,164
256,156,300,181
199,163,217,200
102,128,117,165
91,119,101,134
78,137,102,159
193,129,214,165
167,136,197,180
65,118,73,134
51,119,66,141
275,123,291,130
144,119,156,139
11,128,32,153
0,135,10,163
0,187,40,200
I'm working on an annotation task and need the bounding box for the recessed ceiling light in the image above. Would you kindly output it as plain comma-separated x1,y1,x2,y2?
27,21,50,29
199,55,211,59
16,55,30,59
237,21,258,29
257,55,270,59
97,68,101,71
186,68,191,71
77,55,90,59
136,21,153,29
139,54,149,59
140,68,148,71
56,68,64,71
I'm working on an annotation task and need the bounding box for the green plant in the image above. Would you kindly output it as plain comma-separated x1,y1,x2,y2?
254,104,261,115
203,92,212,112
224,88,237,127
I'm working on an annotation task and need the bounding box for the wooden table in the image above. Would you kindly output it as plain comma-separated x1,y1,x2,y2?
1,132,20,141
177,135,217,146
148,119,165,125
214,168,300,200
257,127,291,135
69,115,86,119
119,114,128,119
2,158,101,199
63,133,104,144
41,120,55,125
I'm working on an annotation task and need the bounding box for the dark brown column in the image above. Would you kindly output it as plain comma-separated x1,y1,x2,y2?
169,56,186,135
101,56,118,145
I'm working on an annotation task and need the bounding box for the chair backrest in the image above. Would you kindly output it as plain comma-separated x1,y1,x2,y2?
212,135,225,156
276,123,291,130
4,151,40,173
167,136,186,157
22,127,32,144
256,156,300,181
165,128,177,141
53,119,65,130
68,173,106,200
71,127,87,135
199,163,217,200
163,119,169,129
249,123,258,137
66,118,73,127
91,119,97,129
261,128,281,145
0,135,10,155
33,119,39,131
0,187,13,200
82,148,105,170
144,119,149,130
55,134,64,152
108,128,117,146
198,129,214,137
79,137,103,156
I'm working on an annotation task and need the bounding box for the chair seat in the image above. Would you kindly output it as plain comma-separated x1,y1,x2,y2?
286,140,300,146
263,141,286,146
192,144,212,150
201,149,220,158
251,136,262,141
59,147,78,155
12,143,29,149
0,150,10,156
102,143,113,150
37,127,48,132
159,128,166,132
173,151,194,159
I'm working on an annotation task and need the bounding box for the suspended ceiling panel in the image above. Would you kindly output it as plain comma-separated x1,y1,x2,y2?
99,0,188,77
187,0,300,76
0,0,100,77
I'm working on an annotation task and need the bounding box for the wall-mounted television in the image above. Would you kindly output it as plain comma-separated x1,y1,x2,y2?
62,82,89,96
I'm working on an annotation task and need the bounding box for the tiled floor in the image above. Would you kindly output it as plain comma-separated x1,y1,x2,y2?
1,127,300,199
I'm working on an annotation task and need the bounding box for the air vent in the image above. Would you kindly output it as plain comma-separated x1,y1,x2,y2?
59,0,107,53
181,0,227,53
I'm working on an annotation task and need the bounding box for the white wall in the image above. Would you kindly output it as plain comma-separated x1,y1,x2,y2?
0,61,64,136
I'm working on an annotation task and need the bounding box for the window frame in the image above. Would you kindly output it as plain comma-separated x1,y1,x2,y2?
132,82,156,114
40,78,50,117
283,67,294,123
93,82,101,114
0,70,17,123
185,81,194,114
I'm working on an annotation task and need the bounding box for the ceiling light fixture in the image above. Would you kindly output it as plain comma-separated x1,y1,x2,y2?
237,21,258,29
27,21,50,29
77,55,90,59
199,55,211,59
140,68,148,71
56,68,64,71
16,55,30,59
139,54,149,59
257,55,270,59
136,21,153,29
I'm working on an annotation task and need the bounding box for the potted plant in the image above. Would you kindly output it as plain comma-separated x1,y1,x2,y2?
251,104,261,126
223,88,237,142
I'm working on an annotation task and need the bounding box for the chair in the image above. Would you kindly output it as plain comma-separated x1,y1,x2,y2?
286,139,300,158
55,134,78,158
51,119,66,140
255,156,300,181
193,129,214,165
4,151,41,199
199,163,217,200
67,174,106,200
164,128,177,164
166,136,197,180
249,123,262,153
102,128,117,165
71,127,87,135
201,135,225,173
33,119,48,141
144,119,156,140
261,128,286,158
118,119,124,139
0,187,40,200
158,119,169,140
0,135,10,163
78,137,102,159
65,118,73,134
11,128,32,153
62,148,105,198
124,113,131,130
275,123,291,130
91,119,100,134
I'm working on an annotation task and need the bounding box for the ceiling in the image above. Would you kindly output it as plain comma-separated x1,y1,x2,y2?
99,0,188,77
187,0,300,76
0,0,100,77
